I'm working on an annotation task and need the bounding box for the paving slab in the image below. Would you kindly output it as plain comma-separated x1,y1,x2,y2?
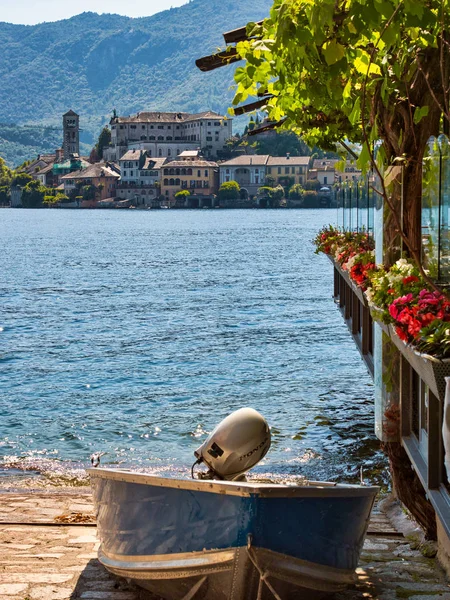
0,491,448,599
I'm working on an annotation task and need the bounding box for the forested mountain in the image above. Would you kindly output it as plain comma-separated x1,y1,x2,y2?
0,0,272,165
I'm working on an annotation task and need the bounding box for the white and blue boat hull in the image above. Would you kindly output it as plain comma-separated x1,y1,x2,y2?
89,469,378,599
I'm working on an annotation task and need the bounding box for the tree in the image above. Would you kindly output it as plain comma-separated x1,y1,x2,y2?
21,180,47,208
288,183,304,200
11,172,33,188
175,189,190,199
233,0,450,269
95,126,111,160
218,180,240,200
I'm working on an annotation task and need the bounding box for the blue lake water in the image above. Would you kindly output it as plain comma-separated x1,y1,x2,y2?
0,208,386,487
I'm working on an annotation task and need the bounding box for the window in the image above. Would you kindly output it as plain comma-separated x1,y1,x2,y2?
226,169,230,174
164,179,168,185
225,176,230,182
149,136,155,140
169,169,175,175
208,122,211,126
168,149,172,156
123,171,127,177
214,122,220,126
187,168,192,175
169,178,175,185
324,176,328,184
130,171,133,176
204,170,208,177
168,125,171,129
175,178,180,185
267,167,271,174
177,149,180,155
130,125,136,129
278,167,281,174
158,125,164,129
190,181,195,188
197,170,201,177
255,168,259,173
206,137,212,141
167,136,172,141
158,136,164,141
142,125,145,129
159,149,162,157
176,125,180,130
120,125,124,129
255,175,259,184
164,169,169,175
176,169,180,175
285,167,290,174
150,125,154,129
203,180,208,188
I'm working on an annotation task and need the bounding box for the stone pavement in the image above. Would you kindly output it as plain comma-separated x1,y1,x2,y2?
0,491,449,599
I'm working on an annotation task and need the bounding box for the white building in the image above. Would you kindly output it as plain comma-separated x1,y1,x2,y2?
105,110,232,162
219,155,269,198
116,149,166,206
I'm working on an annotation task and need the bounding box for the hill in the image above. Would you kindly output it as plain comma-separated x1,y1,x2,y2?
0,0,272,165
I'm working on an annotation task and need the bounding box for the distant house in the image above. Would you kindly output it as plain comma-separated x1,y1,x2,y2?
161,155,219,207
266,156,310,186
310,159,361,185
116,149,166,206
60,163,120,207
219,155,269,198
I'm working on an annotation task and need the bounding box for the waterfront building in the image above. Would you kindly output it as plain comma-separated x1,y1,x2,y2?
60,163,120,207
116,149,166,207
310,159,361,186
106,110,232,162
219,155,311,198
266,156,310,186
219,155,269,198
160,155,219,207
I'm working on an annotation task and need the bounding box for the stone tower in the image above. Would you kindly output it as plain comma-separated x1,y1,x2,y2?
62,110,80,159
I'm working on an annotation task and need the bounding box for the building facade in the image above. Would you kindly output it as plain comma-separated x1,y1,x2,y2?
160,156,219,206
219,155,270,198
61,164,119,206
63,110,80,159
107,110,232,161
266,156,310,186
116,150,166,206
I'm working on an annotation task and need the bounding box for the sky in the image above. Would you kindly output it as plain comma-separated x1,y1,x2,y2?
0,0,189,25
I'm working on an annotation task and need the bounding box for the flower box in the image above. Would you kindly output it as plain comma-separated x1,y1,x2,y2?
388,324,450,401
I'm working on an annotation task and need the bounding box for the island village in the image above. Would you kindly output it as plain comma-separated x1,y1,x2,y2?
6,109,362,209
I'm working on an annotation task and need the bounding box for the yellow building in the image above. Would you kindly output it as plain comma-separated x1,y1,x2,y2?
161,155,219,206
266,156,310,186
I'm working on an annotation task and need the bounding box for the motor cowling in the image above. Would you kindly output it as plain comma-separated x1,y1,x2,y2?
194,408,271,480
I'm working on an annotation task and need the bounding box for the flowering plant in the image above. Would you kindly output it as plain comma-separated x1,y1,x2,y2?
314,227,450,358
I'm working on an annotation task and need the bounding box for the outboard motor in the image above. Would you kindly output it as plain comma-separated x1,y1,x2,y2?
192,408,271,480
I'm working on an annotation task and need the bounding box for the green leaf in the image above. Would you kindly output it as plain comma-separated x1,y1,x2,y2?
413,105,429,124
322,39,345,65
348,97,361,126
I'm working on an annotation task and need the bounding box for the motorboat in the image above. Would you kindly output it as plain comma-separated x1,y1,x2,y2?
89,408,378,599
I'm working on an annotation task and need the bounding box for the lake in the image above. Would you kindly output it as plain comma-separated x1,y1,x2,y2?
0,208,386,488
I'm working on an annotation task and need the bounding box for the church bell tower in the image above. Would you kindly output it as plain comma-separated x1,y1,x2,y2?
62,110,80,159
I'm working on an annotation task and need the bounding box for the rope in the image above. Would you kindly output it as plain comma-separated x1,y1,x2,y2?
246,535,283,600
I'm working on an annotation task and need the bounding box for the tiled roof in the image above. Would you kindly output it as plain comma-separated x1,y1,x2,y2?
63,109,78,117
119,149,145,161
184,111,226,122
267,156,310,166
61,164,120,180
219,155,270,167
312,159,340,169
112,110,228,124
143,157,167,169
35,164,54,175
178,150,200,157
162,160,218,168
